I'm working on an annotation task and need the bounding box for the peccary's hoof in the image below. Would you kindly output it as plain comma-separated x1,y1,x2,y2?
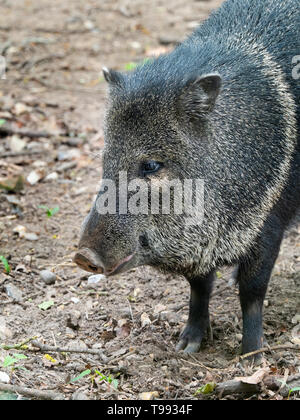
176,325,204,353
240,336,268,365
176,340,201,353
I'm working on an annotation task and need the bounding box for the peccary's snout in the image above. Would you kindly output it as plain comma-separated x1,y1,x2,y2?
74,248,104,274
74,203,138,277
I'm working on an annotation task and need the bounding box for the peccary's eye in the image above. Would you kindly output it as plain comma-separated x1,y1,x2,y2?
140,160,163,177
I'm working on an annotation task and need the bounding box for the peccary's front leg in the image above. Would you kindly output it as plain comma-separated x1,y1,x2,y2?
238,228,283,357
176,271,215,353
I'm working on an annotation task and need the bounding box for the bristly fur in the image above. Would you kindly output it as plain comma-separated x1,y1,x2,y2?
78,0,300,355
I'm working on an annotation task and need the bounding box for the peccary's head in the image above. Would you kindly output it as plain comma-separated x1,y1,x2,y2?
74,47,291,277
75,56,224,277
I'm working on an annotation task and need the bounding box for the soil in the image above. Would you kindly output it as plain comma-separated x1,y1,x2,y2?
0,0,299,400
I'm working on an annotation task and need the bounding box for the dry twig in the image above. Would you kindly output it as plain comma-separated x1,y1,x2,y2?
0,383,63,400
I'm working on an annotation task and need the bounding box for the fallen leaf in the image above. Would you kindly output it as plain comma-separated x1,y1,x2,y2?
235,367,270,385
195,382,216,395
38,300,55,311
140,312,151,328
70,369,91,383
116,319,131,338
139,391,159,400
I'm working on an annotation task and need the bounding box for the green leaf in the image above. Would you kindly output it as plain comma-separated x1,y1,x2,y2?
70,369,91,383
0,119,6,127
94,371,118,389
195,382,216,395
111,379,119,389
47,206,59,217
38,205,60,218
12,353,27,360
0,256,10,274
2,353,28,368
38,300,55,311
3,355,18,368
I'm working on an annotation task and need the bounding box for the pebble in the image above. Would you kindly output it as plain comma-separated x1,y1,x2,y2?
87,274,106,284
27,169,45,185
24,232,38,241
40,270,57,285
45,172,58,182
0,371,10,384
9,135,26,153
4,283,23,301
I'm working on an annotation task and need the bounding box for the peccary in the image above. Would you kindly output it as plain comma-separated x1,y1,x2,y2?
74,0,300,356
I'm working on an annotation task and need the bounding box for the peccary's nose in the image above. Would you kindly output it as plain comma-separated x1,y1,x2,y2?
74,248,104,274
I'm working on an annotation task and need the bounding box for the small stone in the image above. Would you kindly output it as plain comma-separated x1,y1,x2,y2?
87,274,106,284
40,270,57,285
45,172,58,182
4,283,23,301
0,371,10,384
24,232,38,241
27,169,45,185
9,135,26,153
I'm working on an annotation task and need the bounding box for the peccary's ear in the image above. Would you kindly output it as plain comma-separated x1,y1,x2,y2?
179,73,222,117
102,67,123,87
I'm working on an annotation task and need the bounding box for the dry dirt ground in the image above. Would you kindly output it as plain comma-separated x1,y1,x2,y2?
0,0,299,400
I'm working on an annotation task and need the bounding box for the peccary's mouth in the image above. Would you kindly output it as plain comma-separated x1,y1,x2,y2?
74,248,135,276
104,253,134,276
